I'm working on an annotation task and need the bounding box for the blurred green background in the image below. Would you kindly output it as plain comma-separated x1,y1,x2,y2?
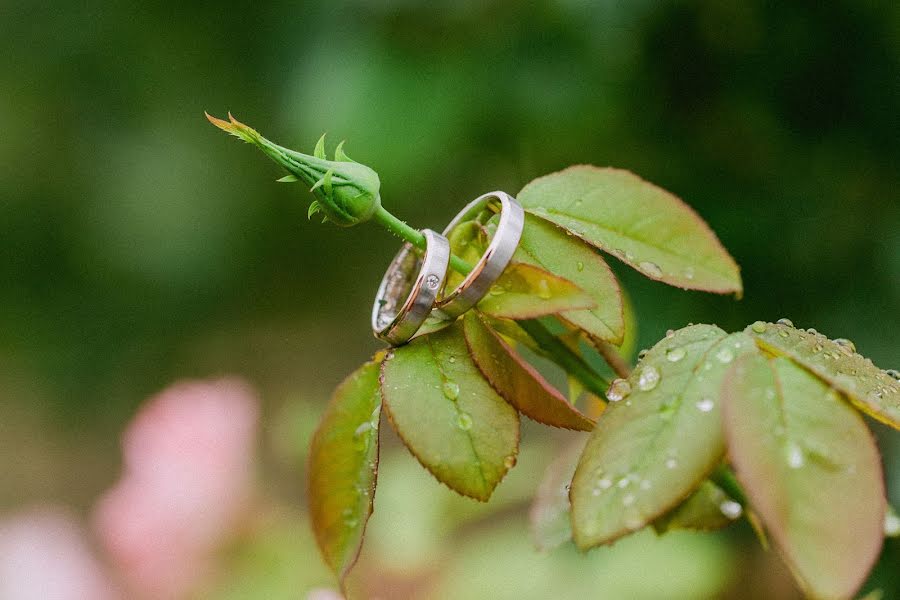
1,1,898,598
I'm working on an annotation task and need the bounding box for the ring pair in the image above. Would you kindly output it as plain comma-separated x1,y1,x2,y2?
372,191,525,346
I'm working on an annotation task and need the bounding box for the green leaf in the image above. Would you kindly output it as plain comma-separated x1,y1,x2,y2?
476,262,596,320
746,321,900,429
654,481,742,534
517,166,742,295
530,441,583,551
381,323,520,501
722,354,886,600
570,326,762,548
308,359,382,585
463,312,594,431
514,214,624,343
276,174,298,183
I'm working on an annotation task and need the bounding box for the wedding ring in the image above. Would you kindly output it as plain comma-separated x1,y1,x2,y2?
372,229,451,346
435,191,524,319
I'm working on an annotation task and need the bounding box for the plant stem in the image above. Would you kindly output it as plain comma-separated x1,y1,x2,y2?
372,204,611,398
373,205,472,275
517,319,610,398
710,464,747,505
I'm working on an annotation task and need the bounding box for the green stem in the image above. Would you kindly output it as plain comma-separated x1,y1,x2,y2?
373,206,472,275
517,319,610,398
710,464,747,505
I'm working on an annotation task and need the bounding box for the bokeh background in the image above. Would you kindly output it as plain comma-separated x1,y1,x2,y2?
1,1,898,598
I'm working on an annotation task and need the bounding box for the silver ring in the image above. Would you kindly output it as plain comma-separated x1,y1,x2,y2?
435,191,524,319
372,229,451,346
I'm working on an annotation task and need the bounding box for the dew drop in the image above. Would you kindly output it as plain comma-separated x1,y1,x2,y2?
597,477,613,490
778,330,790,338
637,366,661,391
353,422,373,451
426,274,440,289
720,500,743,520
606,378,632,402
785,441,805,469
665,329,675,338
576,261,585,272
537,279,552,300
833,338,856,354
504,455,517,469
886,369,900,381
489,285,505,296
666,347,686,362
812,343,822,353
624,510,644,531
622,493,636,507
715,347,734,364
448,356,456,363
807,328,818,335
751,321,767,334
696,398,715,412
639,261,663,277
442,381,460,400
684,266,695,280
624,251,636,262
665,458,678,470
885,512,900,537
456,412,473,430
638,349,649,360
765,388,776,400
618,476,630,489
776,318,794,327
639,479,652,491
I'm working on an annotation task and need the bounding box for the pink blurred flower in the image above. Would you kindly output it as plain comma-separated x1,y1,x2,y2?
0,507,118,600
93,377,259,600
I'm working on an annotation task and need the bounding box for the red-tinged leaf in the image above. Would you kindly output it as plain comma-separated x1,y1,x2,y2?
722,354,886,600
514,213,624,343
308,359,382,585
746,321,900,429
476,262,596,320
381,323,519,501
517,166,742,295
463,312,594,431
570,327,762,549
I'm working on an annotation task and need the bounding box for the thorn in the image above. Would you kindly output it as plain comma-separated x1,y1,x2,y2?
314,133,327,159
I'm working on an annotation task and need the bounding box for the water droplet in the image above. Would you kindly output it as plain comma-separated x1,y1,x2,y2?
751,321,767,333
639,479,652,491
638,349,649,360
606,378,632,402
637,366,661,391
785,441,805,469
597,477,613,490
442,381,460,400
715,347,734,364
504,455,517,469
778,330,790,338
448,356,456,363
622,493,636,507
885,512,900,537
342,508,359,528
426,274,440,289
886,369,900,381
665,329,675,338
665,458,678,470
696,398,715,412
624,251,635,261
765,388,776,400
684,266,695,280
624,510,644,531
833,338,856,354
776,318,794,327
720,500,743,520
537,279,552,299
456,412,473,430
812,343,822,353
639,261,662,277
807,328,818,335
618,476,630,489
666,347,686,362
576,261,585,272
489,285,505,296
